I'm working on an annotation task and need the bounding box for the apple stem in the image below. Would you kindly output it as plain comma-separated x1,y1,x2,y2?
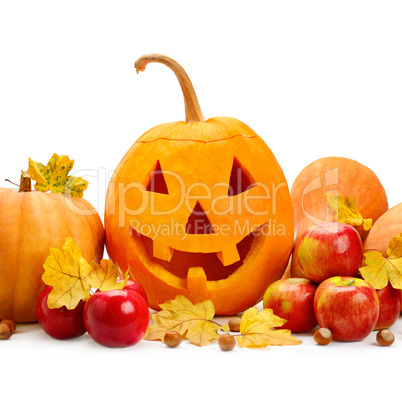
346,279,355,286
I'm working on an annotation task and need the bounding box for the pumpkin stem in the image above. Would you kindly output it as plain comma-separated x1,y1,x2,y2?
135,54,206,123
19,171,32,192
5,171,32,192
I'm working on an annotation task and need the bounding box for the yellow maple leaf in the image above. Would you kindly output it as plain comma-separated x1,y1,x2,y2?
42,237,92,309
388,234,402,258
324,193,372,231
87,260,129,292
144,295,221,346
359,233,402,289
28,153,88,198
236,307,302,348
64,176,88,198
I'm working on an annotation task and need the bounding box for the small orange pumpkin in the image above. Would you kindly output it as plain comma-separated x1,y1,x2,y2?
289,156,388,278
0,174,104,322
105,54,294,315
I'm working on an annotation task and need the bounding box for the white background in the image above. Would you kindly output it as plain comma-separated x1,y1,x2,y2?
1,1,401,401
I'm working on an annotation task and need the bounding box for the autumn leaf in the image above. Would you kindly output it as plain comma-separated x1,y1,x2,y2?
87,259,129,292
145,296,302,348
388,233,402,257
359,233,402,289
324,193,372,231
64,176,88,198
28,153,88,198
236,307,302,348
144,295,222,346
42,237,92,309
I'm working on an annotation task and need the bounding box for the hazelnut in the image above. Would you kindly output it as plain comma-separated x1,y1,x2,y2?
0,323,12,340
218,334,236,351
376,329,394,346
228,317,241,332
1,319,16,333
164,331,182,348
314,328,333,345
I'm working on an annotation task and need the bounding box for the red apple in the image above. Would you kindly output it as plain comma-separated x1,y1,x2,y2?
297,222,363,283
83,289,149,347
263,278,318,332
124,279,148,305
314,276,380,341
36,286,86,340
374,283,401,330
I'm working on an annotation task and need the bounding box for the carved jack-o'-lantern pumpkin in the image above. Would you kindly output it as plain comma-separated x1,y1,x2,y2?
105,54,294,315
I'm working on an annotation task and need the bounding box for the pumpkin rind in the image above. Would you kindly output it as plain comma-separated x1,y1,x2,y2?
0,189,104,322
363,203,402,254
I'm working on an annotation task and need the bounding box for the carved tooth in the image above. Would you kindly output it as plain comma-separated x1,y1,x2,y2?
152,240,174,262
217,245,241,266
187,267,208,303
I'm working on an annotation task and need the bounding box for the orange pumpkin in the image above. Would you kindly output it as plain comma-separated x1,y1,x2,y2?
364,203,402,253
363,203,402,312
289,156,388,278
105,54,294,315
0,174,104,322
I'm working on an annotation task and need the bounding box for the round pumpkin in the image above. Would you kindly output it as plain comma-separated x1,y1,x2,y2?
105,54,294,315
289,156,388,278
363,203,402,312
0,175,104,322
364,203,402,253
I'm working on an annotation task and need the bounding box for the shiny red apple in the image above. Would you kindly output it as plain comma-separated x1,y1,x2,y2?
83,289,149,347
374,283,401,330
263,278,317,332
297,222,363,283
36,286,86,340
314,276,379,341
124,279,148,305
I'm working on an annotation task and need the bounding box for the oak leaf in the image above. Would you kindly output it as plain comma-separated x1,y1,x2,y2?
359,233,402,289
324,193,372,231
87,259,129,292
42,237,92,309
28,153,88,198
144,295,222,346
236,307,302,348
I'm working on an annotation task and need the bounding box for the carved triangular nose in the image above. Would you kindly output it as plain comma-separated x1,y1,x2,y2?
185,202,214,235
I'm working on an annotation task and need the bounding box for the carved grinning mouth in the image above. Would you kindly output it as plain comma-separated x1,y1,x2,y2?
130,227,258,281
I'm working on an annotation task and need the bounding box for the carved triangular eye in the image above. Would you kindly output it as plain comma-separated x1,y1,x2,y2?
146,161,169,195
186,202,215,235
228,157,256,196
